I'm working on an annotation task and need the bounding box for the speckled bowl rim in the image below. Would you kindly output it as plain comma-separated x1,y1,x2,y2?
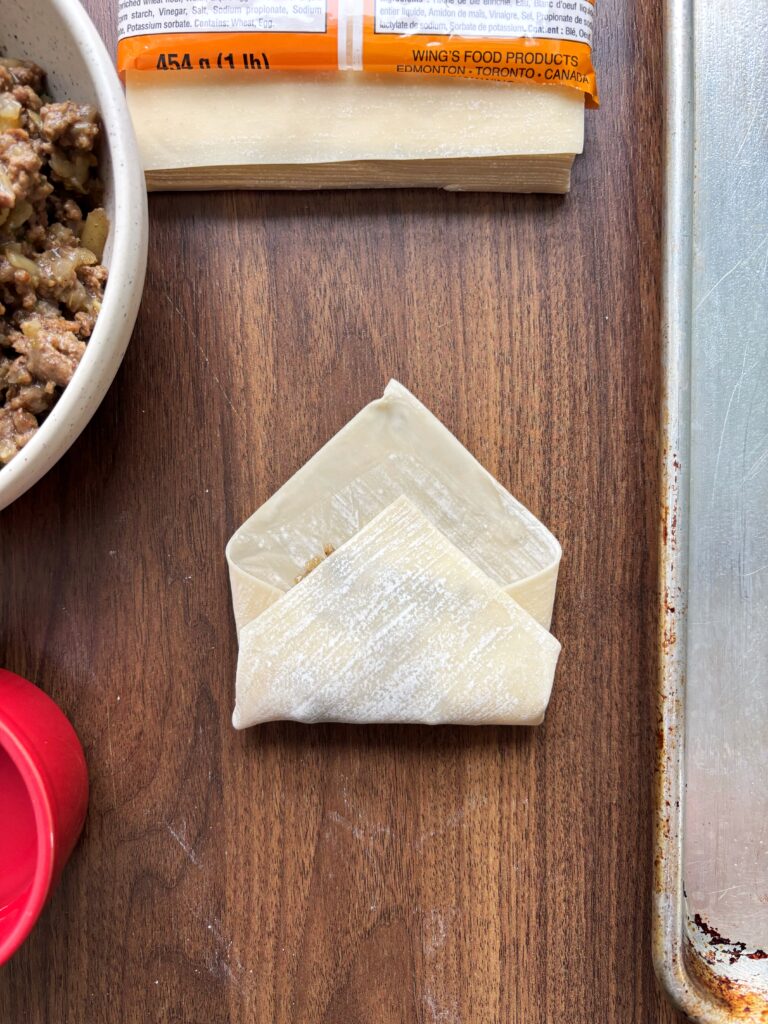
0,0,148,511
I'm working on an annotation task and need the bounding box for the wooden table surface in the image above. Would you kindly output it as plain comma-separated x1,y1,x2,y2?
0,2,687,1021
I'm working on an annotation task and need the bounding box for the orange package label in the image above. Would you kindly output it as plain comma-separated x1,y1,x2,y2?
362,0,597,104
117,0,339,72
117,0,597,105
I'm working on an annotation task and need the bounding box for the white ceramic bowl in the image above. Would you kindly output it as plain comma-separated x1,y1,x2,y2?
0,0,147,511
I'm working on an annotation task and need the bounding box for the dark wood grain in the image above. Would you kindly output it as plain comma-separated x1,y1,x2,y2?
0,1,685,1021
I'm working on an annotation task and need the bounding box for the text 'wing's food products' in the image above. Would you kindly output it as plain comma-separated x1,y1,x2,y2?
227,381,562,727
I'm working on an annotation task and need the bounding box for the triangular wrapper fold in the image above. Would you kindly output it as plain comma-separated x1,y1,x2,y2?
227,381,562,727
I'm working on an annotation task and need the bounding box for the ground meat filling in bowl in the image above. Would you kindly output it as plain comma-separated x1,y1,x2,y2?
0,58,108,466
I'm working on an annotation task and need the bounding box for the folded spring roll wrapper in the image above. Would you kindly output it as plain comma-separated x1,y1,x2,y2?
226,381,562,726
234,497,560,727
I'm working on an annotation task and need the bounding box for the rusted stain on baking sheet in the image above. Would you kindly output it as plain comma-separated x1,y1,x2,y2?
655,398,768,1024
654,441,683,905
685,934,768,1022
655,436,768,1020
659,446,681,656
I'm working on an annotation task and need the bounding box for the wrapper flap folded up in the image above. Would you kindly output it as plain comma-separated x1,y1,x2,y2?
234,497,560,727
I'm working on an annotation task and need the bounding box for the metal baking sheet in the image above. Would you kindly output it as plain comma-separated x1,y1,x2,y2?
654,0,768,1019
